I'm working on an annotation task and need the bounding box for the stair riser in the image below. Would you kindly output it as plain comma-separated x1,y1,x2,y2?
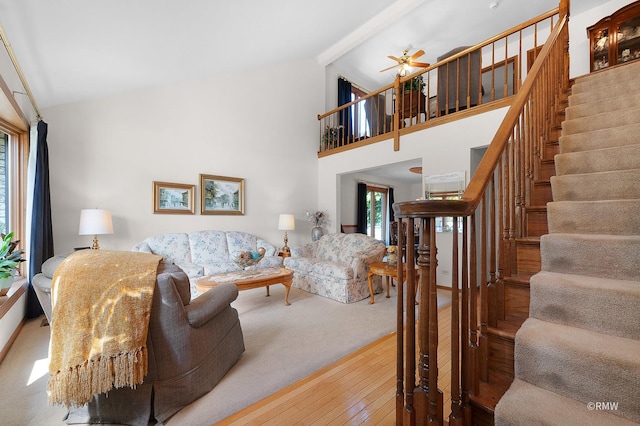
504,282,530,318
526,210,548,237
535,160,555,181
515,319,640,423
531,181,553,205
541,234,640,281
551,169,640,201
559,123,640,153
569,78,640,105
530,271,640,340
547,200,640,235
565,95,640,120
562,108,640,135
516,241,540,275
488,334,514,380
555,144,640,175
571,62,640,94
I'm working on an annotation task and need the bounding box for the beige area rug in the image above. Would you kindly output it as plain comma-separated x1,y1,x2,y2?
0,285,452,425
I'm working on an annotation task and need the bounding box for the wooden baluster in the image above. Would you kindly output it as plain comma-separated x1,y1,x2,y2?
404,217,417,425
460,217,471,423
427,218,442,424
469,211,479,396
396,217,406,426
488,174,500,328
449,216,463,425
479,192,489,382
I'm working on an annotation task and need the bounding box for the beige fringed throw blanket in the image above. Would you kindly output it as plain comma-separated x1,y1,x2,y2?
47,250,162,407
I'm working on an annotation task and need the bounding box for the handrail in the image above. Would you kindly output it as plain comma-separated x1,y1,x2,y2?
392,9,569,425
397,14,568,218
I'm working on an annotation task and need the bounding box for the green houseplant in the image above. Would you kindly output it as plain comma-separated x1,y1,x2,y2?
0,232,26,296
400,75,425,93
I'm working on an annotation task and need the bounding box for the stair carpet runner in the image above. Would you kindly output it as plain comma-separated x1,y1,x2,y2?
495,60,640,425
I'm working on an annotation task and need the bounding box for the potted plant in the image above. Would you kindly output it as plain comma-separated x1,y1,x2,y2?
321,125,344,149
400,75,425,93
0,232,26,296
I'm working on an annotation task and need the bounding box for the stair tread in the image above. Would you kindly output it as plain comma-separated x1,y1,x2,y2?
496,379,638,426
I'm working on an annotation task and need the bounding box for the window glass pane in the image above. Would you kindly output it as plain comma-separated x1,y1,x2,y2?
0,131,7,233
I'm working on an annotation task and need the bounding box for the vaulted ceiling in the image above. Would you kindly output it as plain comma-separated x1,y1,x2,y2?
0,0,603,112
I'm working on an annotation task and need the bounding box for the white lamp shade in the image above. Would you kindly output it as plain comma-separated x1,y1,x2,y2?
278,214,295,231
79,209,114,235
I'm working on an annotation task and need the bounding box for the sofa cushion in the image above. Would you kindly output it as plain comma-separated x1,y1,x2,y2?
316,233,345,261
189,230,229,264
138,233,192,265
285,257,353,280
226,231,260,258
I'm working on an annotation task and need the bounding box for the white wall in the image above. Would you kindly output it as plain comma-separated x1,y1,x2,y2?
318,107,507,286
42,59,325,253
339,170,422,228
570,0,636,78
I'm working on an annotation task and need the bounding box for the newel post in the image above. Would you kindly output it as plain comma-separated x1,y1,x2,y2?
560,0,570,18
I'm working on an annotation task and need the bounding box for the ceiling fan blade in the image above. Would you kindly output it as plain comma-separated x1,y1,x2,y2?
409,49,425,60
387,55,401,63
410,61,430,68
380,64,399,72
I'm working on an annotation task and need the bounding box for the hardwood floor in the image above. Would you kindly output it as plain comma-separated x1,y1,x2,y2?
217,302,453,425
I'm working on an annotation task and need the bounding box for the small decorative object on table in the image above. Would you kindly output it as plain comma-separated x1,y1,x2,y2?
234,247,266,271
0,232,26,296
306,210,329,242
386,245,397,266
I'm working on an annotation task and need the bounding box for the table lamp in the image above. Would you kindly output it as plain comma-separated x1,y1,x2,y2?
278,214,295,256
79,209,114,250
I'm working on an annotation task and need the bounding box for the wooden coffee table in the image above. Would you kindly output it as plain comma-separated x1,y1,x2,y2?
367,261,419,304
195,267,293,305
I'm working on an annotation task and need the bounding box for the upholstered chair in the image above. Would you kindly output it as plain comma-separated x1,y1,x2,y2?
43,259,244,425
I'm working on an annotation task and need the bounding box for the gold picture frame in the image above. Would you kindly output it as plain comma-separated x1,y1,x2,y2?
153,181,195,214
200,174,245,215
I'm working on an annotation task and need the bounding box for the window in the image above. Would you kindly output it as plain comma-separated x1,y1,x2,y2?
0,131,7,232
351,86,370,139
365,185,388,240
0,122,29,276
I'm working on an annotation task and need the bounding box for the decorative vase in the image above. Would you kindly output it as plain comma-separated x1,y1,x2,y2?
311,226,323,242
0,275,14,297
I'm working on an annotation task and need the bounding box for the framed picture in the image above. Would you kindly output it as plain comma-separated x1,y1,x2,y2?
200,174,245,215
153,181,195,214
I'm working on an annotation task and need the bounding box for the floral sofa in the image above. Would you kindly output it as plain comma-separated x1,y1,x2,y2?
131,230,281,297
283,233,386,303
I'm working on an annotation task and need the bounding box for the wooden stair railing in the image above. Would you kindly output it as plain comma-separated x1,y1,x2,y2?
393,11,570,426
317,9,561,156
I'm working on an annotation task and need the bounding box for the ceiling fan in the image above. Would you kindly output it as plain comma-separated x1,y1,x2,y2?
380,49,430,76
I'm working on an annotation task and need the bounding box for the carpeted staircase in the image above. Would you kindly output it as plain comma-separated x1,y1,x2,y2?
495,61,640,425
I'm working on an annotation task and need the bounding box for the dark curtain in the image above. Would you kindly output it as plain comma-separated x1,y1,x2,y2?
356,183,367,234
387,187,395,243
27,120,54,318
337,77,353,143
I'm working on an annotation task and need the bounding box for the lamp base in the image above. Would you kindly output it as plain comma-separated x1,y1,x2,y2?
91,235,100,250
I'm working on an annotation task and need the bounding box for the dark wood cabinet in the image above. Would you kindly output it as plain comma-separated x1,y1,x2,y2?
588,1,640,72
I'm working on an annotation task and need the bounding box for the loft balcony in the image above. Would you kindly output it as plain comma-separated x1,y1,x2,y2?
318,9,560,156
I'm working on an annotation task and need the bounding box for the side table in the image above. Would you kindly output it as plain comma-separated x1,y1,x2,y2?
367,261,419,305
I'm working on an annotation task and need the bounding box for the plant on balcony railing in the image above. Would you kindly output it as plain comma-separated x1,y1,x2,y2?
399,75,425,93
321,125,344,148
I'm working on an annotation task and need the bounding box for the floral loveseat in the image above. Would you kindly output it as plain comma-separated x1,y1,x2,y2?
283,233,386,303
131,230,281,297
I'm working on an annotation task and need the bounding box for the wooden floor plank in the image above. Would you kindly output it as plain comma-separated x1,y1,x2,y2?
216,301,453,425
